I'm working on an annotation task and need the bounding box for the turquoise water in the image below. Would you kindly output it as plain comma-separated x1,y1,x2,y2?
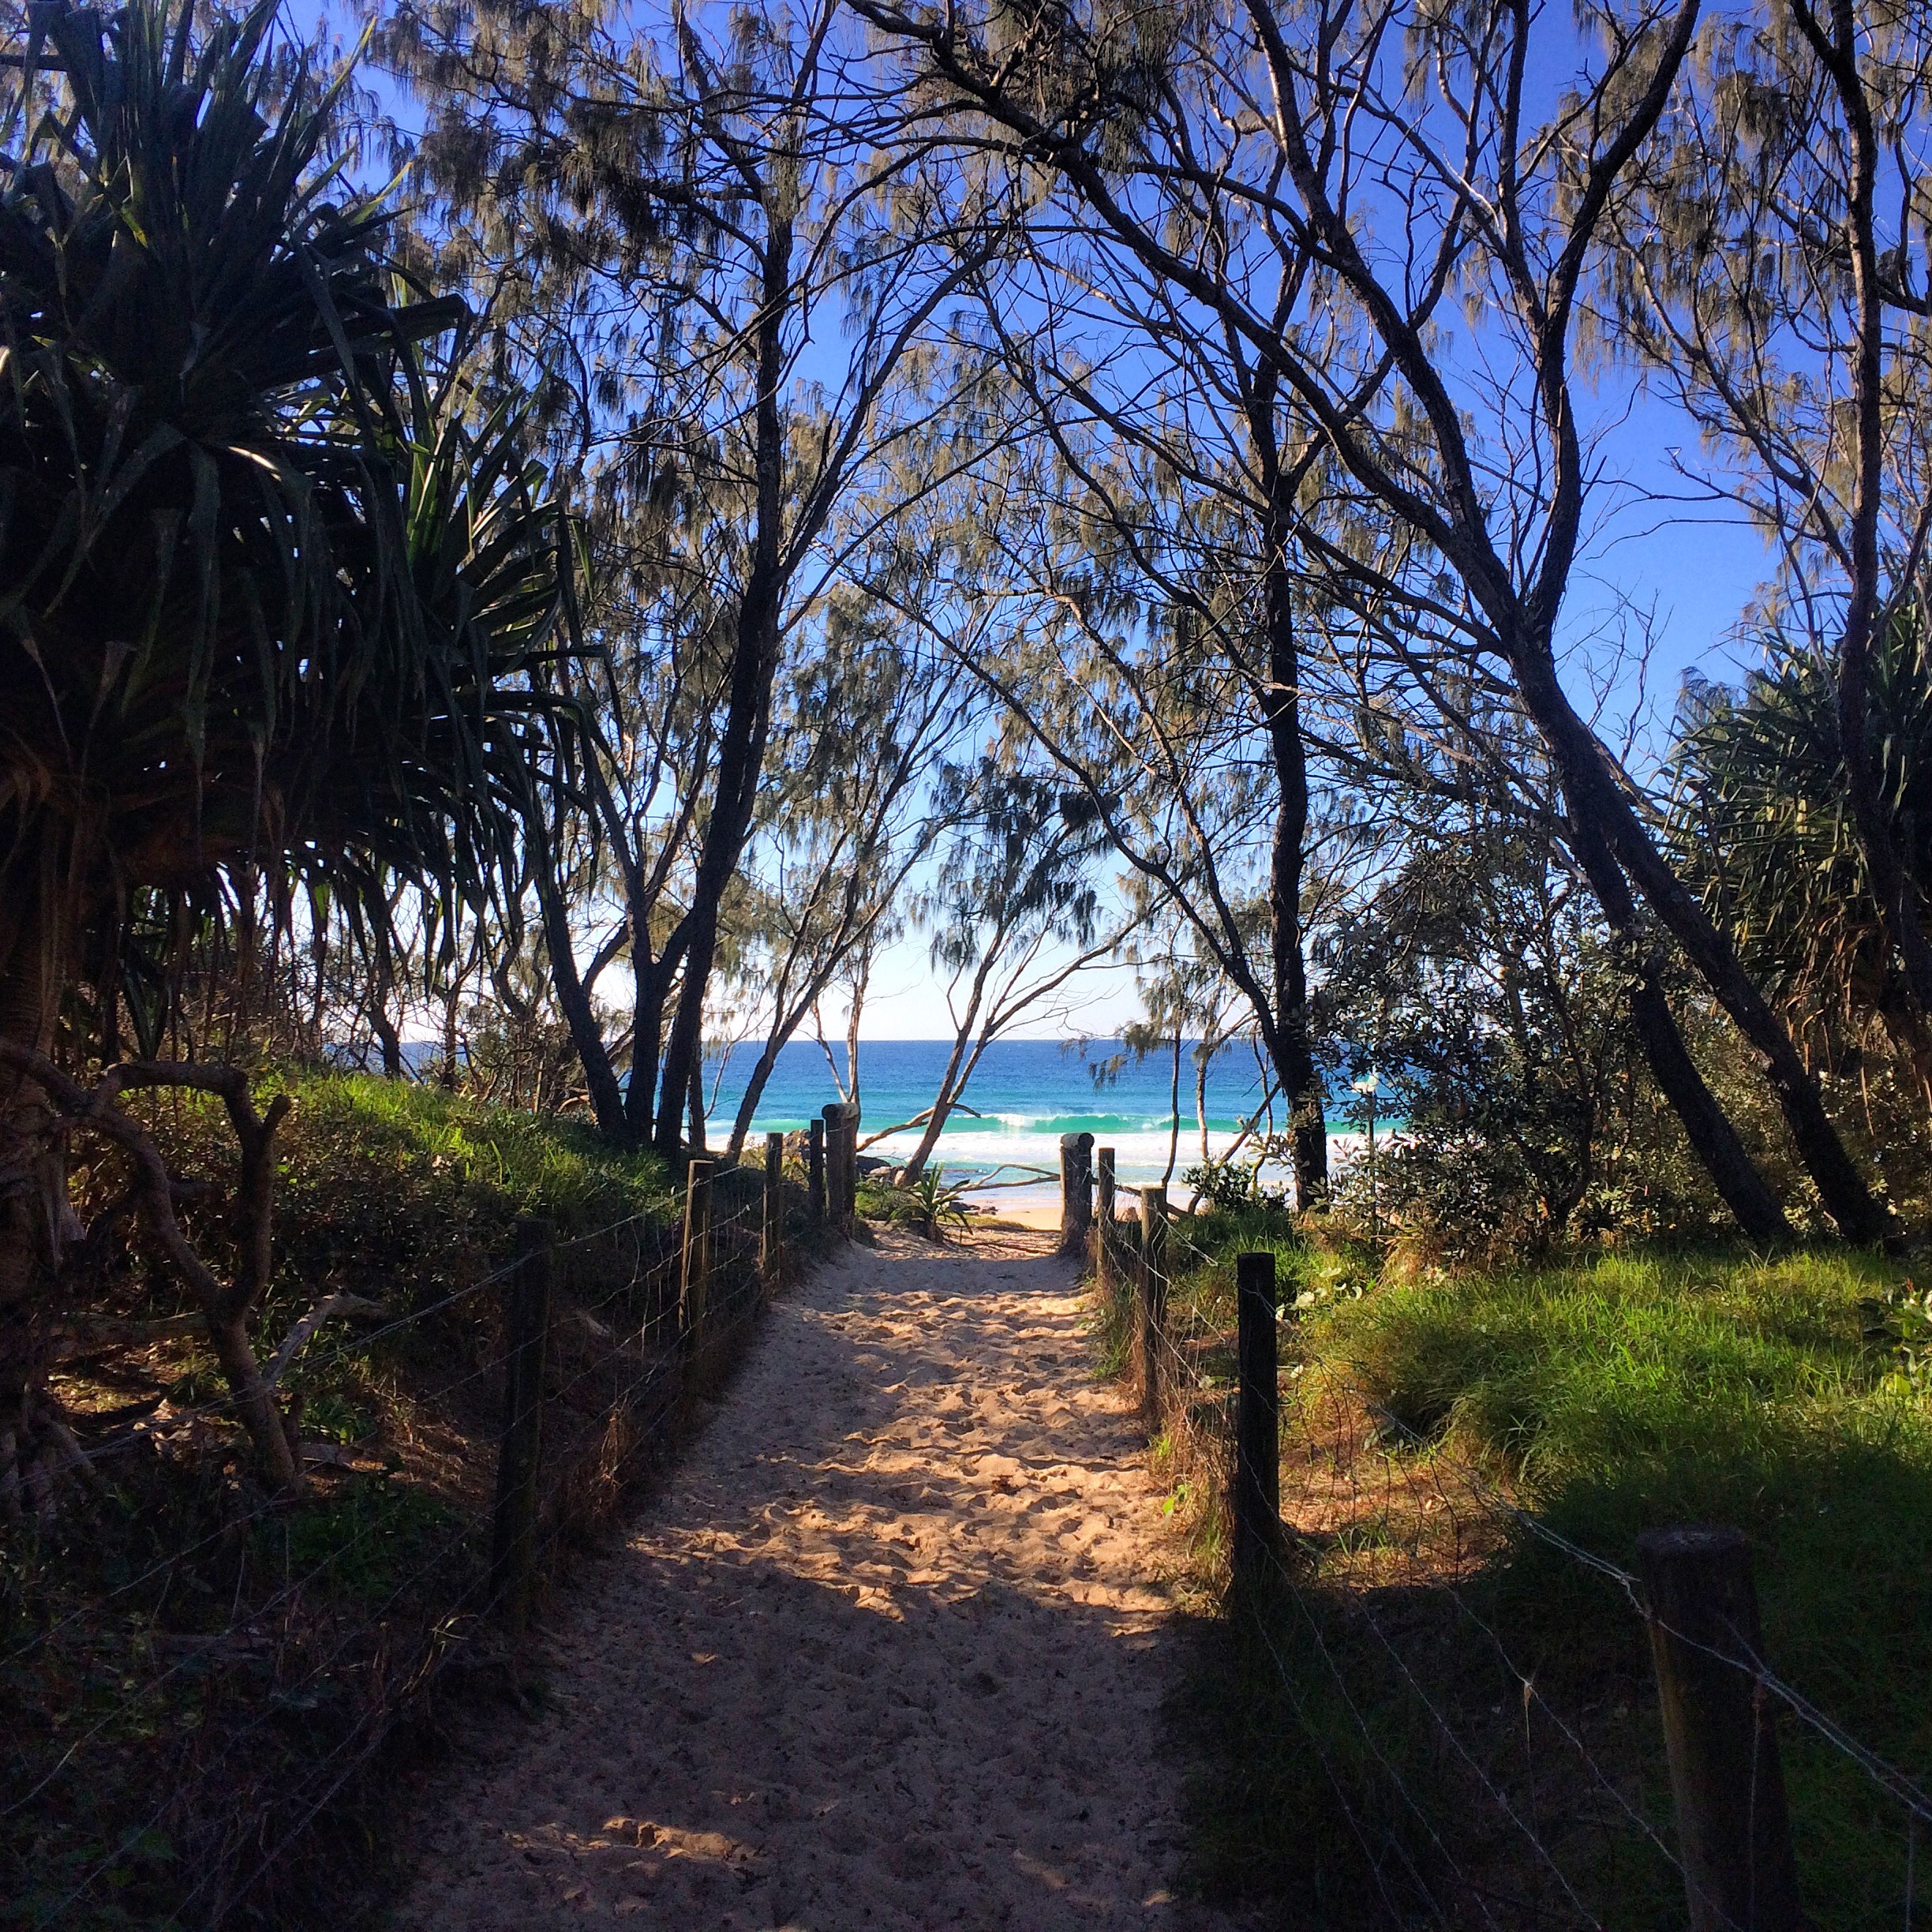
702,1038,1372,1201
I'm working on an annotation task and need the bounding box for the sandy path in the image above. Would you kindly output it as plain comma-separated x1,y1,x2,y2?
395,1228,1236,1932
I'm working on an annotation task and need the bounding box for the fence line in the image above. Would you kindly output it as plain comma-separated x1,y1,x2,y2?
12,1113,853,1928
1094,1192,1926,1931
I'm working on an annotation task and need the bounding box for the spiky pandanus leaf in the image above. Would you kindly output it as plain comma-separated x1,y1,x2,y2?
0,0,582,1015
1673,601,1932,1047
0,0,586,1491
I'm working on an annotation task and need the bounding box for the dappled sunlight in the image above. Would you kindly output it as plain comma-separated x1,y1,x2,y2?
397,1231,1230,1930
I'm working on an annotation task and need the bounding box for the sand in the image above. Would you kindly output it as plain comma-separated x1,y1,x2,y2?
395,1226,1241,1932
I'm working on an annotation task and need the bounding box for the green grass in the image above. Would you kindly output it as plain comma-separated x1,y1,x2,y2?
1316,1246,1932,1928
1161,1226,1932,1929
9,1073,683,1930
264,1071,672,1253
126,1071,674,1338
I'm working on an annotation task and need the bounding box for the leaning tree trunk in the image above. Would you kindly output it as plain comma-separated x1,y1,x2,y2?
1513,643,1890,1243
1566,814,1791,1243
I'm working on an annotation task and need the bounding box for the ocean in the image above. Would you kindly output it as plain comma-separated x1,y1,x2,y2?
702,1037,1374,1208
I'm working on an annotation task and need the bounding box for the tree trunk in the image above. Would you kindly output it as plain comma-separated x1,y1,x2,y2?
369,934,405,1079
1514,644,1889,1242
652,578,784,1155
687,1059,707,1156
208,1311,299,1492
729,1032,786,1159
530,816,627,1139
439,956,461,1091
1802,6,1932,1037
0,834,73,1514
1876,990,1932,1115
1259,479,1327,1209
654,218,794,1156
625,902,675,1141
1566,815,1791,1242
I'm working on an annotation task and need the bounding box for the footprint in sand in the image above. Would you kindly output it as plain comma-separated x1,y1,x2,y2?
393,1227,1250,1932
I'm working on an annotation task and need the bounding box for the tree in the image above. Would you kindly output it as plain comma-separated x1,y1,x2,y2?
1675,597,1932,1105
379,0,1002,1153
0,0,578,1490
1604,1,1932,1057
1324,801,1634,1252
945,271,1339,1206
886,763,1134,1181
856,0,1882,1238
713,595,972,1155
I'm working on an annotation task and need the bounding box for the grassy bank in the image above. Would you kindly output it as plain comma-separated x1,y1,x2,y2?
3,1074,727,1930
1130,1215,1930,1930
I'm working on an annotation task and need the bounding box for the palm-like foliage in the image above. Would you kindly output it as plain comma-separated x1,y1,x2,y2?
0,0,577,1044
1673,602,1932,1047
0,0,583,1486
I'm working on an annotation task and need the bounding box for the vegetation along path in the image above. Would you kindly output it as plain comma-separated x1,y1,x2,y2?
396,1227,1237,1931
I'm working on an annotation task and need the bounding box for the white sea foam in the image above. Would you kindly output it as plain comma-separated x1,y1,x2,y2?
866,1122,1374,1210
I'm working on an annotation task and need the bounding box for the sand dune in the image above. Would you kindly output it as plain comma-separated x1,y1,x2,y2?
396,1227,1241,1931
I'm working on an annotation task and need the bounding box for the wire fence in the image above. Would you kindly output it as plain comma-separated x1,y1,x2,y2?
3,1133,841,1930
1094,1199,1929,1932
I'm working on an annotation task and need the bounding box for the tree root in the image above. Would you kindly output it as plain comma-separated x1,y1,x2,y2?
0,1386,109,1528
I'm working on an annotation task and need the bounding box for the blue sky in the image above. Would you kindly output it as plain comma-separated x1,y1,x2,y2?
298,0,1785,1040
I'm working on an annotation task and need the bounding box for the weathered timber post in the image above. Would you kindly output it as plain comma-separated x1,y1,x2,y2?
807,1117,826,1227
680,1158,714,1347
489,1218,553,1631
821,1103,850,1238
1138,1185,1169,1437
762,1132,785,1286
1059,1132,1095,1257
1233,1251,1282,1587
843,1102,860,1227
1636,1526,1803,1932
1094,1146,1116,1291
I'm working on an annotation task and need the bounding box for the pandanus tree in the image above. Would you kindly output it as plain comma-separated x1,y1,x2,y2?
1675,599,1932,1103
0,0,581,1501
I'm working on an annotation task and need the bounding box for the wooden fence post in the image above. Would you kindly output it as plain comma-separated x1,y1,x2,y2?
808,1117,826,1227
1233,1250,1282,1586
823,1101,859,1234
680,1158,713,1347
820,1104,846,1237
1138,1185,1169,1436
1636,1526,1803,1932
1094,1146,1116,1290
1059,1132,1095,1257
489,1217,552,1632
762,1132,785,1286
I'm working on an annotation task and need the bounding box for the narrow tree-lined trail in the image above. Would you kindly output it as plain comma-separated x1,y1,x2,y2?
395,1228,1245,1931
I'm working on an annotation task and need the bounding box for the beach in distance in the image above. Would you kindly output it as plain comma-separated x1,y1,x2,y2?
704,1037,1378,1214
